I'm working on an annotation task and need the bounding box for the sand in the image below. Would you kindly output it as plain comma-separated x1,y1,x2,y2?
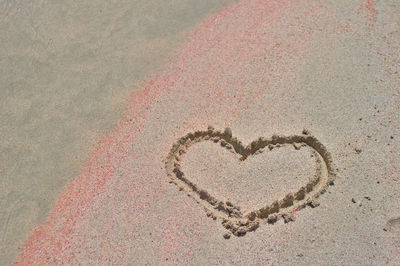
2,0,400,265
0,0,235,264
167,128,335,236
180,136,320,212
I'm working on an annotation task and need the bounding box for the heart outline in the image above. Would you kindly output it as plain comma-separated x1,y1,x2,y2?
166,127,336,237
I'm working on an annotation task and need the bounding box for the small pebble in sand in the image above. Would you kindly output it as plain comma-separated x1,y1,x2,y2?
283,213,295,223
254,149,263,155
267,214,278,224
224,127,232,138
223,233,231,239
248,212,256,221
309,200,320,208
355,148,362,154
293,143,301,150
385,217,400,233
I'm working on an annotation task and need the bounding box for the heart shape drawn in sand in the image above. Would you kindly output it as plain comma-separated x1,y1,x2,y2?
166,127,336,237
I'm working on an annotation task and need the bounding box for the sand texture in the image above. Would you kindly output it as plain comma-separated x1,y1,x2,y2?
0,0,235,264
167,128,335,236
2,0,400,265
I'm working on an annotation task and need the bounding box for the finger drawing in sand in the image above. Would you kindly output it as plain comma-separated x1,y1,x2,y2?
166,127,336,238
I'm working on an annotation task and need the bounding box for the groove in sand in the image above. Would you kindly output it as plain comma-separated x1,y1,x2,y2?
166,127,336,237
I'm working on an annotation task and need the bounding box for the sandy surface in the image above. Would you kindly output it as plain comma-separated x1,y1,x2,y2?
2,0,400,265
0,0,235,264
183,141,318,212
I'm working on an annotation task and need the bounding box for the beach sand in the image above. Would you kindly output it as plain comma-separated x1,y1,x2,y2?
0,1,235,264
2,0,400,265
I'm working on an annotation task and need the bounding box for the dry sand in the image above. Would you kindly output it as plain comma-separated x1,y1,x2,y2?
166,128,336,236
2,0,400,265
181,139,319,212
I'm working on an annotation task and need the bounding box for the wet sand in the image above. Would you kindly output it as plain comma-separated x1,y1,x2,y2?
0,1,235,264
2,0,400,265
